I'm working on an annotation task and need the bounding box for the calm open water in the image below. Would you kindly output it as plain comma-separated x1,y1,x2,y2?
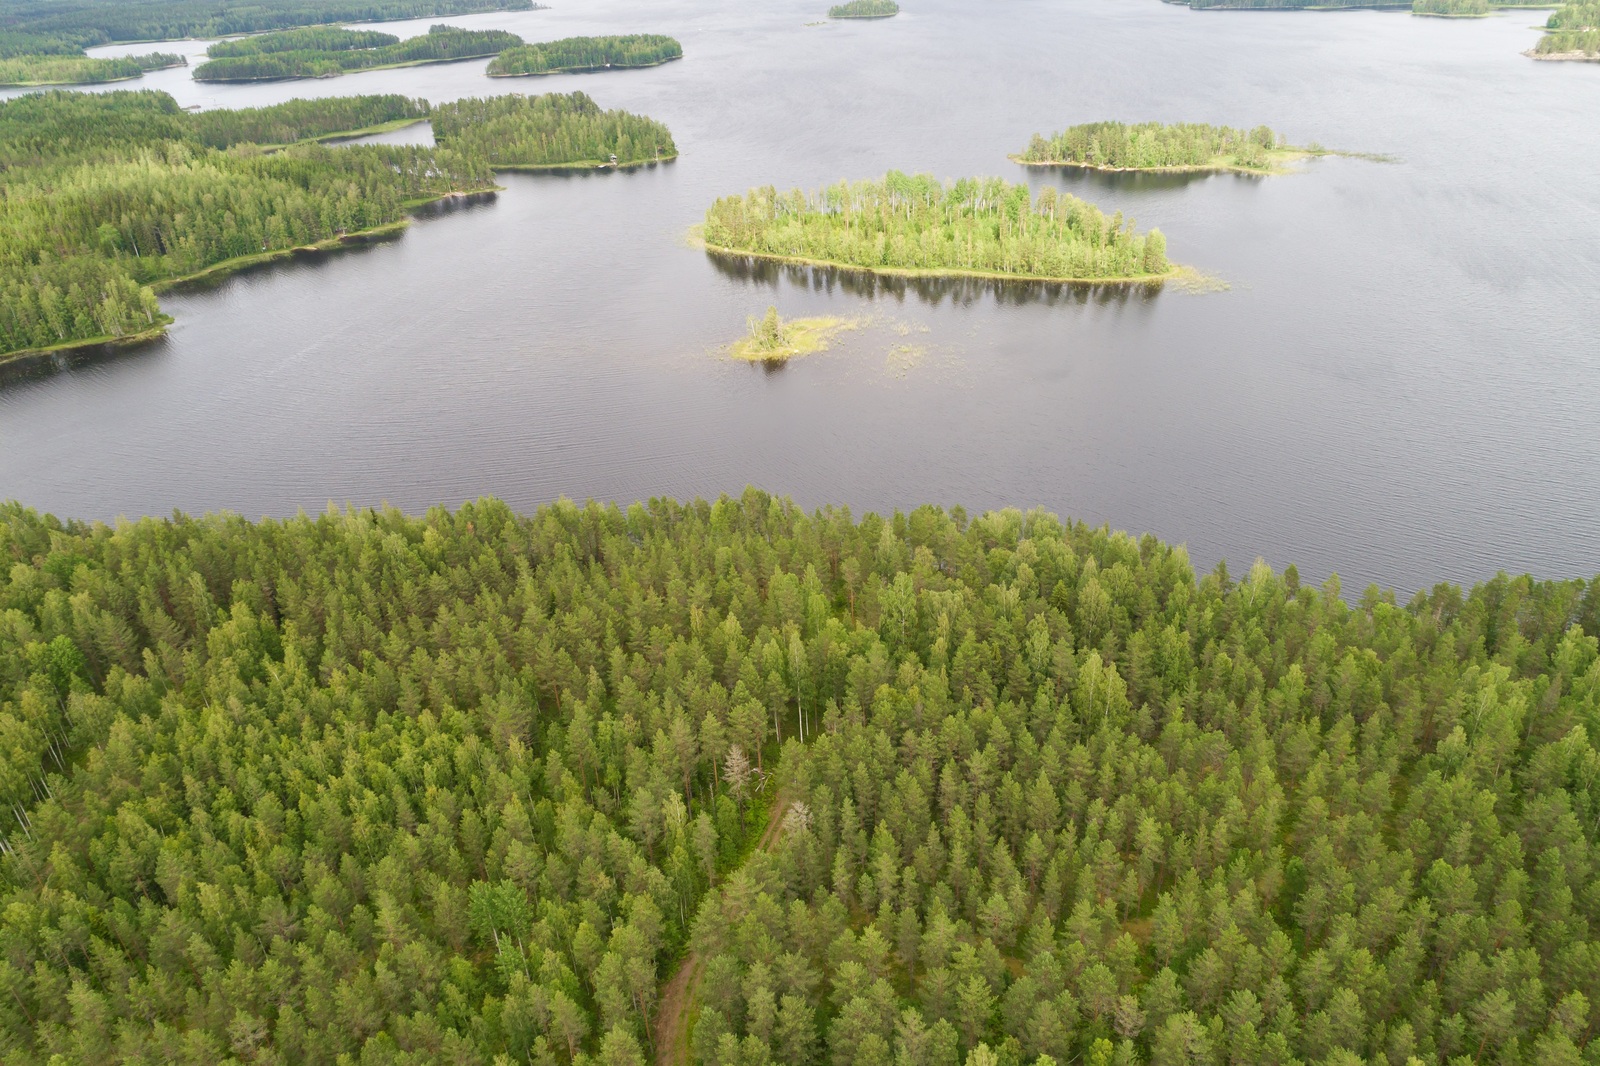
2,0,1597,593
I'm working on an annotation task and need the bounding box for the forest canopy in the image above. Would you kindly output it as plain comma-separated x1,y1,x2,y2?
1018,122,1291,173
0,0,536,56
1534,1,1600,55
828,0,902,17
430,92,678,169
192,24,523,81
488,34,683,76
0,50,183,86
0,91,490,361
702,173,1170,283
1,493,1599,1066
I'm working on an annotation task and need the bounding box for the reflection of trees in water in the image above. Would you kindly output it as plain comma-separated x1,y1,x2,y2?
0,334,169,388
1032,163,1267,195
705,252,1164,308
409,189,500,219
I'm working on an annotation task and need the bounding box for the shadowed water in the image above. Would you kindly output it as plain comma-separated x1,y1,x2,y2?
1,0,1597,594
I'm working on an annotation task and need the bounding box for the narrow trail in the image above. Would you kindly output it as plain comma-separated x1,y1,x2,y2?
653,792,789,1066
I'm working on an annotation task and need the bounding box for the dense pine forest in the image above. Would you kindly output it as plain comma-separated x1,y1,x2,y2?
1534,1,1600,56
0,494,1598,1066
0,50,184,87
0,88,682,360
828,0,901,18
703,174,1169,283
193,25,523,82
430,92,678,169
0,0,535,56
1018,122,1289,173
487,35,683,77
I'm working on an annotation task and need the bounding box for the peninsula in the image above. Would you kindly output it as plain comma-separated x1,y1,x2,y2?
487,34,683,76
430,92,677,169
0,51,185,87
702,172,1172,283
193,25,523,81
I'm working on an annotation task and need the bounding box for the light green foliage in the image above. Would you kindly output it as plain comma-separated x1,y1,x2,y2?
488,34,682,76
1413,0,1491,15
0,91,490,359
430,91,677,168
704,172,1169,280
828,0,901,17
1021,121,1281,171
193,24,523,81
1538,1,1600,53
0,51,183,86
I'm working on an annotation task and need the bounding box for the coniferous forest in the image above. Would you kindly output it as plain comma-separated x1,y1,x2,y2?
703,174,1169,282
193,25,524,82
0,495,1598,1066
487,35,684,77
0,51,185,87
430,93,678,169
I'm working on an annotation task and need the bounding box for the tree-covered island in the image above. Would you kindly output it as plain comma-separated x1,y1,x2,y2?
1016,122,1315,174
702,173,1171,284
488,34,683,76
829,0,901,17
0,50,184,87
730,306,860,363
193,24,523,81
1,493,1600,1064
430,92,677,169
1530,1,1600,58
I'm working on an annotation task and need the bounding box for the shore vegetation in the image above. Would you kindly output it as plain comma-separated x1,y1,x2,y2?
729,306,858,362
488,33,682,76
1413,0,1492,15
1017,121,1305,173
430,91,677,168
0,90,492,362
829,0,901,16
704,172,1170,283
0,0,537,57
1533,1,1600,56
0,50,183,85
1,494,1599,1065
193,24,523,81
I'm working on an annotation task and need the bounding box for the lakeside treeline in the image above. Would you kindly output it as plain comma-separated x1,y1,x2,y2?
0,89,677,360
1,493,1599,1065
488,33,683,76
1536,1,1600,55
0,49,183,86
704,173,1169,282
829,0,901,16
193,24,523,81
0,0,536,57
431,91,677,167
1020,121,1286,172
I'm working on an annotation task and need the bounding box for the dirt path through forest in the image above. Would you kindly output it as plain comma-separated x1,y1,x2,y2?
653,793,789,1066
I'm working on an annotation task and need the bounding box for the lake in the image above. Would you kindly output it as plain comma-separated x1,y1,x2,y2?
2,0,1597,594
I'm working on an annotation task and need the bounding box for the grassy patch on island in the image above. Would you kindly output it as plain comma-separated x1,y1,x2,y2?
728,306,860,363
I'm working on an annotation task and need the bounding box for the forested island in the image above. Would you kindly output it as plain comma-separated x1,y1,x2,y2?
0,88,682,364
1412,0,1492,17
430,92,678,169
829,0,902,17
193,24,523,81
488,34,683,76
1017,122,1309,175
0,494,1598,1065
702,173,1170,284
0,91,491,364
0,50,184,86
1530,1,1600,58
